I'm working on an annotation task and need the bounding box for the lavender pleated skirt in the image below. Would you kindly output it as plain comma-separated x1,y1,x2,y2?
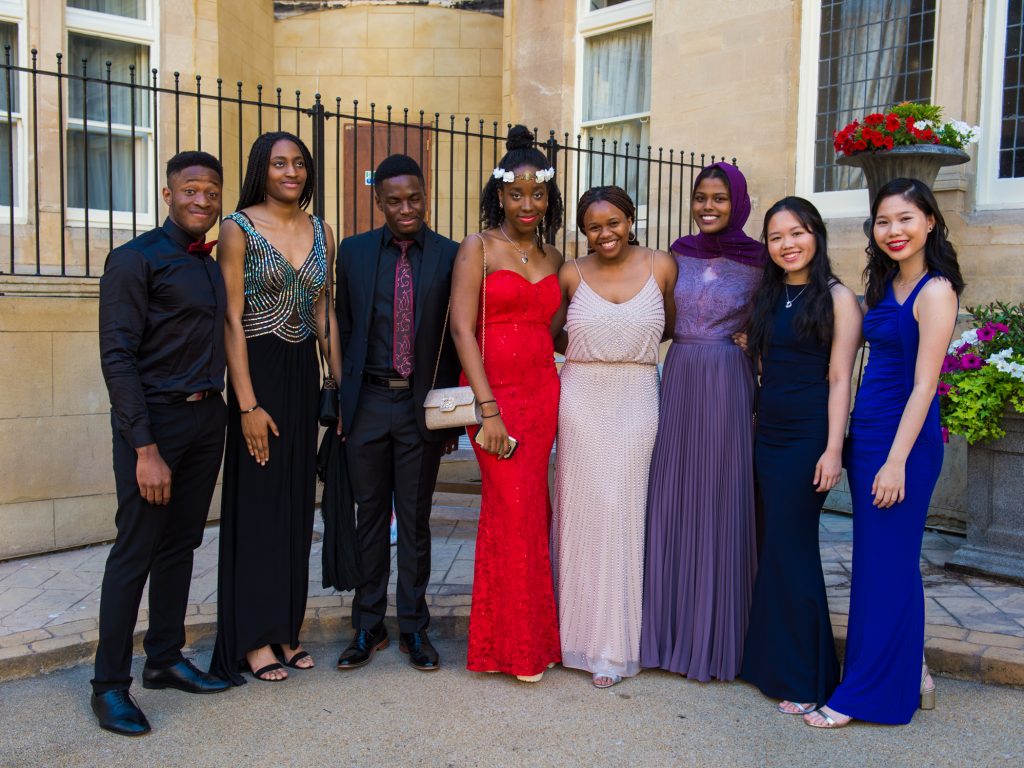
640,336,757,682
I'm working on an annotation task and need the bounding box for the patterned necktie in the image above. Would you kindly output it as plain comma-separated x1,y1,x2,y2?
392,238,415,378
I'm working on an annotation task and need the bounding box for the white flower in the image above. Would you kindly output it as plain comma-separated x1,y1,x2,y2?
492,167,505,180
502,171,515,183
987,349,1024,381
535,167,556,183
948,328,979,353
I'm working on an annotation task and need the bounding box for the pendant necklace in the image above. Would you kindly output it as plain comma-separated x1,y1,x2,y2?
499,222,534,264
784,283,809,309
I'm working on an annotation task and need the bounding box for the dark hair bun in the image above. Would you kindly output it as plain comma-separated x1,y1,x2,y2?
506,124,534,151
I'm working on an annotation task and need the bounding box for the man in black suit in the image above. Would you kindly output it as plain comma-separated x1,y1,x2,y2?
92,151,231,736
335,154,461,671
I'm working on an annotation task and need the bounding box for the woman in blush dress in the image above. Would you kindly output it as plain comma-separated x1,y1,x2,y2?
805,179,961,728
450,125,564,683
210,132,340,683
739,197,860,714
640,162,765,683
551,186,677,689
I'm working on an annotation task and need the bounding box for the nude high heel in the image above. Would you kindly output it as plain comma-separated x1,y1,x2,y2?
920,664,936,710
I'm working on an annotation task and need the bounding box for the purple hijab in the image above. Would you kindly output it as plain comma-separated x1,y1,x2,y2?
670,162,767,268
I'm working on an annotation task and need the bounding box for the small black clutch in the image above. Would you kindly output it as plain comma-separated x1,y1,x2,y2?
318,375,339,427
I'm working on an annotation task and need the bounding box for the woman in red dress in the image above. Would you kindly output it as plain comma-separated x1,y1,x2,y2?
450,126,564,682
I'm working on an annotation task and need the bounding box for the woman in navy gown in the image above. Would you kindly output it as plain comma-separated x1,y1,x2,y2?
739,197,860,714
805,179,962,728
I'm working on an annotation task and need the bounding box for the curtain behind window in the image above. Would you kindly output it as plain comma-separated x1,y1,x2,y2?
0,21,18,207
66,0,146,20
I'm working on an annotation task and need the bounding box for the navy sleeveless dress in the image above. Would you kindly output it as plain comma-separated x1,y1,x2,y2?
740,291,840,706
827,274,944,724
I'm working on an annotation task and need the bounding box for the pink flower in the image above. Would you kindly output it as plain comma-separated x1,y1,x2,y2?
961,353,984,369
993,322,1010,333
937,381,951,396
941,425,949,443
941,354,960,373
977,325,996,342
956,343,971,355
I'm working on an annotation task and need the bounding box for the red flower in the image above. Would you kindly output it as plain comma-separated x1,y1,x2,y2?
884,136,894,149
905,117,916,130
885,114,901,132
854,139,868,151
865,113,885,126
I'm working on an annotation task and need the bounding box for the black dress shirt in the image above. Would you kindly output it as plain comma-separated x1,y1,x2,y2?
365,224,425,377
99,217,227,448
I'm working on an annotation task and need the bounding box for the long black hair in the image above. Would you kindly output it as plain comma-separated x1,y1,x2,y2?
747,196,840,360
863,177,964,308
480,125,563,241
576,185,639,247
236,131,315,211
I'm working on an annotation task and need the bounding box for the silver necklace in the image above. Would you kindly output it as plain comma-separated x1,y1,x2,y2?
499,223,534,264
784,283,809,309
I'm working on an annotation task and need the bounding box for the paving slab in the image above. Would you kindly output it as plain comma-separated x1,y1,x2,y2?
0,497,1022,688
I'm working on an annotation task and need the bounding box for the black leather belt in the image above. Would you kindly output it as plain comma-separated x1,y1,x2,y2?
184,390,217,402
363,372,410,390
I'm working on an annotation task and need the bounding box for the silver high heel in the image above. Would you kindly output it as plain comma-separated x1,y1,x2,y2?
920,664,936,710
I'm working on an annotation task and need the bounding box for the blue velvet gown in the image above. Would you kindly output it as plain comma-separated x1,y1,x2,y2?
827,274,944,725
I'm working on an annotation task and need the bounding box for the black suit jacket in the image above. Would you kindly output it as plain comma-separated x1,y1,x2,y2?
335,225,462,442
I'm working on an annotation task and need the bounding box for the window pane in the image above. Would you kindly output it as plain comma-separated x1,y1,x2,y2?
813,0,937,192
583,118,650,207
68,33,150,127
0,121,15,206
1000,0,1024,178
590,0,634,8
67,0,146,20
583,24,651,122
67,128,149,212
0,21,18,110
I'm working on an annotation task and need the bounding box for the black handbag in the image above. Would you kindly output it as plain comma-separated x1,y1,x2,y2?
318,257,339,427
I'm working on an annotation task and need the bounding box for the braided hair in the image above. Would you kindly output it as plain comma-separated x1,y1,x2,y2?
480,125,563,242
236,131,315,211
576,185,640,249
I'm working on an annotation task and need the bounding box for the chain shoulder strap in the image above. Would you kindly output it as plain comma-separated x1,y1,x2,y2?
317,217,334,382
431,233,486,389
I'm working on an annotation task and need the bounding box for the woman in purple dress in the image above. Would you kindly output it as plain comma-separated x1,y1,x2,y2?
640,162,764,682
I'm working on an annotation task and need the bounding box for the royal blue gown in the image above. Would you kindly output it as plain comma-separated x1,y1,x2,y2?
827,274,944,725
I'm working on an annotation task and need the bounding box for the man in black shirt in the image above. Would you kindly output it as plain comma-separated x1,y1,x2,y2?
335,155,462,672
92,151,231,736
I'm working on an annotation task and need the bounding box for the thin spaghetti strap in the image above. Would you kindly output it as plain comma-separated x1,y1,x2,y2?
649,249,655,278
573,258,584,282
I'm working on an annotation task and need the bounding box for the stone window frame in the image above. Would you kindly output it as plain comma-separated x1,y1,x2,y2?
64,0,159,229
977,0,1024,209
0,0,27,222
794,0,940,218
573,0,654,227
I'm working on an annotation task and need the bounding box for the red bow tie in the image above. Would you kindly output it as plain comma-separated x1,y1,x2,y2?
187,239,217,255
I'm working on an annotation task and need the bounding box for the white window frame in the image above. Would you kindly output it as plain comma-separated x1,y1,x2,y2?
65,0,158,229
573,0,654,228
0,0,28,224
794,0,940,218
977,0,1024,209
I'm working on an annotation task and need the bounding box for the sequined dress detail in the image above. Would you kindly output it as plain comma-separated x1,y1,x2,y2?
462,268,562,676
552,260,664,679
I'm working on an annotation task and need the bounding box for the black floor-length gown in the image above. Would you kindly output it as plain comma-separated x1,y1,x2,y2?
740,291,840,706
210,212,327,684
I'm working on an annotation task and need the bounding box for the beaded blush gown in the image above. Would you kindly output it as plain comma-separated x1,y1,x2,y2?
463,266,562,678
552,255,664,681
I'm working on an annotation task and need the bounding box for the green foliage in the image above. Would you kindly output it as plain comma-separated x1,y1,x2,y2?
891,102,944,122
942,365,1024,443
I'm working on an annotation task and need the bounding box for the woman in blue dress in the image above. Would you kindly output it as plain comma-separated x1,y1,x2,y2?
805,178,962,728
740,197,860,714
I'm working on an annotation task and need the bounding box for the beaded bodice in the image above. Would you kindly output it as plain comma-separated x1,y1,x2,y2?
228,211,328,342
673,254,760,338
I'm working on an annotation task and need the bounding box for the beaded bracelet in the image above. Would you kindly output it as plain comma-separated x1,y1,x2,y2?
240,403,261,414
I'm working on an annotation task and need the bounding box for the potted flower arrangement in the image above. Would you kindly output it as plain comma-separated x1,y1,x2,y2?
943,302,1024,583
834,102,979,202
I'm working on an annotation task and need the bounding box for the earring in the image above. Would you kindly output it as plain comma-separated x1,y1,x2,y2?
499,200,503,209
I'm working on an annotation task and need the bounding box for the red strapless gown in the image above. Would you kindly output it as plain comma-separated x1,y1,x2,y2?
462,269,562,676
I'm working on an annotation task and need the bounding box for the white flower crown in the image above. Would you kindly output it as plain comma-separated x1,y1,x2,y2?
492,166,556,184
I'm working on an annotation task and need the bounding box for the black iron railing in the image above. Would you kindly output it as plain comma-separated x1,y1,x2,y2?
0,49,736,279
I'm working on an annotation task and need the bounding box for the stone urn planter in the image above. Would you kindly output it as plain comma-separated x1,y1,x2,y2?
836,144,970,203
947,408,1024,584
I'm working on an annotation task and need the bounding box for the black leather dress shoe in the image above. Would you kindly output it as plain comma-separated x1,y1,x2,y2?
399,631,440,671
91,689,151,737
142,659,230,694
336,624,389,670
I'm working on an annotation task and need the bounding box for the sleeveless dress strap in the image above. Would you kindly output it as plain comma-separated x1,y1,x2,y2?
573,258,584,282
650,249,655,277
902,272,934,310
